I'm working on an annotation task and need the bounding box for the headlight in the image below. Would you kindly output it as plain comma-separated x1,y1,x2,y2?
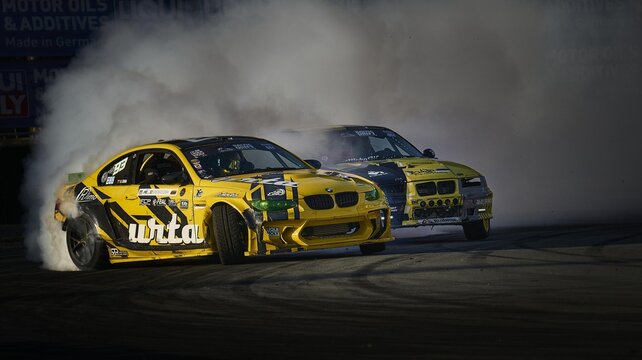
249,200,298,211
461,176,483,188
365,188,380,201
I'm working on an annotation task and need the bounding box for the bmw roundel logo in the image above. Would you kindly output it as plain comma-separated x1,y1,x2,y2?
325,188,333,193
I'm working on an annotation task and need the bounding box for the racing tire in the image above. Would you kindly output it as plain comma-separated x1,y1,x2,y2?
359,242,386,255
212,205,247,265
66,215,109,271
463,219,490,240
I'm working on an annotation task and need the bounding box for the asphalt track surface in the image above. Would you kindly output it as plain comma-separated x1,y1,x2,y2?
1,224,641,359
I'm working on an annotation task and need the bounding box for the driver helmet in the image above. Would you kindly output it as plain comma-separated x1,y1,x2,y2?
217,151,241,175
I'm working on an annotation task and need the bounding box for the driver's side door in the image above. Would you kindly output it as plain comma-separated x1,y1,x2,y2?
127,149,203,251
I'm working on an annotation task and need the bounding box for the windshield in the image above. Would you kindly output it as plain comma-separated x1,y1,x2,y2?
182,141,310,179
323,128,423,164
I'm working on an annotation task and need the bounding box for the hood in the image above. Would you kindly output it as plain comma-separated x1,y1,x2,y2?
200,168,374,197
334,157,482,182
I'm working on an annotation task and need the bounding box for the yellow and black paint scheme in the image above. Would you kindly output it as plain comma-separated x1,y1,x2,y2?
336,158,493,228
293,126,493,239
55,136,392,268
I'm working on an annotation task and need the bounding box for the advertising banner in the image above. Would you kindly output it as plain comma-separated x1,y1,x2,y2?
0,60,70,128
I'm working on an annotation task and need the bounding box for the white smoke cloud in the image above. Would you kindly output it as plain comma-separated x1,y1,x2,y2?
23,0,642,270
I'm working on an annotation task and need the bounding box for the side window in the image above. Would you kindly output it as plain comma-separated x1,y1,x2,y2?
135,151,186,185
99,154,134,186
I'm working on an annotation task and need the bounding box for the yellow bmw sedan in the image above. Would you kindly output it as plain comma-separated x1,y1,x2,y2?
55,136,392,270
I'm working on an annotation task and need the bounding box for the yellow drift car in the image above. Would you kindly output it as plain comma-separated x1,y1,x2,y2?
54,136,392,270
290,126,493,240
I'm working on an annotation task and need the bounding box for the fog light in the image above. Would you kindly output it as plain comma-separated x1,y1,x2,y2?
437,200,443,206
250,200,297,211
420,201,426,208
453,198,459,205
429,200,435,207
445,199,451,205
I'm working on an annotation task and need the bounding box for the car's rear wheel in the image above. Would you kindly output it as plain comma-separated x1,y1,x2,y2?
212,205,247,265
360,242,386,255
66,216,108,270
463,219,491,240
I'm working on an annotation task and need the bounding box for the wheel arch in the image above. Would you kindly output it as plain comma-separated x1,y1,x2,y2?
208,199,255,229
207,200,258,249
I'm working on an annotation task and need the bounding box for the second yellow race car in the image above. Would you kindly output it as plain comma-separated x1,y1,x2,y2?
54,136,392,270
286,126,493,240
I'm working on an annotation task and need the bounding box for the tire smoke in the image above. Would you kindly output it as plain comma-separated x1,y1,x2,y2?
23,1,642,270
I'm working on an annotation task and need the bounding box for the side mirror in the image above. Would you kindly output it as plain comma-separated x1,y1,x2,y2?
423,148,436,159
305,159,322,169
161,171,189,185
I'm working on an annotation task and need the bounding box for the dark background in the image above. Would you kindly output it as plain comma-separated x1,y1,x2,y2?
0,0,227,224
2,0,642,226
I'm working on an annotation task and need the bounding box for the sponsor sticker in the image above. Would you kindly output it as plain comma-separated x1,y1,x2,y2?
190,159,202,170
367,171,387,177
138,188,178,197
109,248,129,258
233,143,254,150
217,147,235,153
267,188,285,197
345,155,378,162
266,227,280,236
112,158,128,176
217,192,238,198
76,187,97,202
421,217,460,224
355,130,375,137
140,198,173,207
406,168,452,175
105,176,115,185
180,200,189,209
190,149,206,158
128,214,204,245
153,198,167,207
236,177,298,187
195,189,204,198
319,170,352,181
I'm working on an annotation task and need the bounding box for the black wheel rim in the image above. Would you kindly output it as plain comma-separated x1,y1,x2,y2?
68,219,95,266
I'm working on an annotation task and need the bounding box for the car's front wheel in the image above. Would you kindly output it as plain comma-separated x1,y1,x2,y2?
66,215,108,270
212,205,247,265
463,219,491,240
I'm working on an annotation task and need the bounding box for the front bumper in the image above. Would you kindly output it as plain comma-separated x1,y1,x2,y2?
401,191,493,227
246,207,393,255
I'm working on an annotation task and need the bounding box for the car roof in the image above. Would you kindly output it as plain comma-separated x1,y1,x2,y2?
284,125,393,134
330,125,391,131
153,136,267,149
